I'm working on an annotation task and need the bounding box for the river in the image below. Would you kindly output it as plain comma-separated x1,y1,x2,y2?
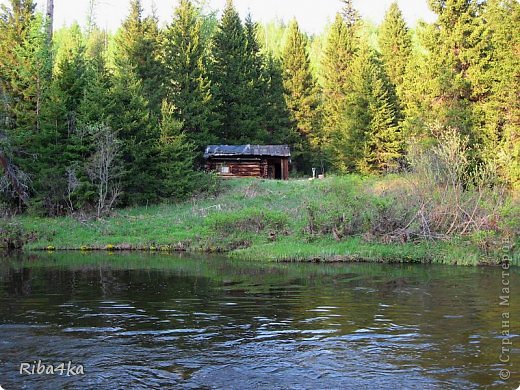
0,252,518,389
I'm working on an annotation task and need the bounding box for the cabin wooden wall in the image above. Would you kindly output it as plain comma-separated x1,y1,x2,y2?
207,159,262,178
282,158,289,180
207,157,290,180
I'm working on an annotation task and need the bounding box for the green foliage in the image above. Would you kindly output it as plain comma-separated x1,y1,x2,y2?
330,42,401,173
470,0,520,189
210,0,261,143
378,2,412,95
321,13,358,170
0,220,29,249
114,0,164,114
163,0,218,151
109,64,158,205
207,207,289,236
110,2,163,205
261,54,292,144
157,101,199,200
13,176,514,265
281,19,321,172
0,0,517,220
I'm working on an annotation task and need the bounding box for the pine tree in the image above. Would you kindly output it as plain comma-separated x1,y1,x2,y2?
114,0,163,114
162,0,218,151
423,0,484,140
363,60,402,173
281,19,321,172
378,2,412,97
244,13,269,143
157,101,198,200
338,43,401,173
39,44,89,214
110,59,159,205
321,13,358,169
471,0,520,187
141,14,164,114
341,0,360,27
0,2,57,211
261,54,292,144
210,0,259,143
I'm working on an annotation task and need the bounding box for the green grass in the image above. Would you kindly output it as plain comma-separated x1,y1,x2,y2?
6,176,518,266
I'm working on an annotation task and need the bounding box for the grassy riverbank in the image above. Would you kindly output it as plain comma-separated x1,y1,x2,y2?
4,176,519,266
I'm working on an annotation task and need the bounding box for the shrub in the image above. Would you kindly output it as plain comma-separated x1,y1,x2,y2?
0,221,28,249
207,207,289,236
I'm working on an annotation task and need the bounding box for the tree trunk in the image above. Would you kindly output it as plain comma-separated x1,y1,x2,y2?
0,149,28,206
46,0,54,42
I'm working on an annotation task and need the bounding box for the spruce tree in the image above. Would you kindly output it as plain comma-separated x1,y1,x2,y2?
244,13,270,143
114,0,163,115
110,0,163,204
162,0,218,151
261,54,292,144
281,19,320,172
423,0,483,140
39,44,89,214
321,13,358,169
0,3,57,211
363,59,402,173
157,101,198,200
471,0,520,187
141,14,164,114
110,59,159,205
339,43,401,173
378,2,412,97
210,0,259,143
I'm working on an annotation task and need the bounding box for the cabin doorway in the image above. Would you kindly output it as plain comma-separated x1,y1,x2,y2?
274,161,282,179
267,159,282,179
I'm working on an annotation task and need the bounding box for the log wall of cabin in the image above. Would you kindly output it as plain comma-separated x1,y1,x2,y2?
282,158,289,180
207,159,263,178
207,157,290,180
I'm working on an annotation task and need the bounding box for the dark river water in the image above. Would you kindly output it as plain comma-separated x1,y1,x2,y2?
0,252,518,389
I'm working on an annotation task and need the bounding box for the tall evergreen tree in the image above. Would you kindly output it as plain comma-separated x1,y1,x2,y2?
341,0,360,27
141,14,164,114
157,101,198,200
335,43,401,173
0,0,37,132
162,0,218,151
38,44,89,214
110,55,159,205
114,0,163,114
471,0,520,187
261,54,292,144
378,2,412,98
321,13,358,168
109,0,163,204
210,0,259,143
424,0,483,140
281,19,321,171
0,2,57,210
244,13,270,142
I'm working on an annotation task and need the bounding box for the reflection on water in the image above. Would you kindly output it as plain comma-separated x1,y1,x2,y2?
0,252,518,389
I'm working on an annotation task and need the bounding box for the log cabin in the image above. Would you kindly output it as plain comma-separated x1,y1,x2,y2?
204,145,290,180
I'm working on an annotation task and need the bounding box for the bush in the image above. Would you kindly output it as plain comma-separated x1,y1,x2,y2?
0,221,28,249
207,207,289,236
397,126,510,239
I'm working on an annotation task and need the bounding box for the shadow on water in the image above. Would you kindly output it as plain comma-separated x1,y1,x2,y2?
0,251,518,389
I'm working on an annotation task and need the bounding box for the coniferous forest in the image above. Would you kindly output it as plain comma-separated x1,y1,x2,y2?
0,0,518,217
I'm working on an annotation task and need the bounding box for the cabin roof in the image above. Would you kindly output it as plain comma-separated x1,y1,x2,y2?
204,145,291,158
